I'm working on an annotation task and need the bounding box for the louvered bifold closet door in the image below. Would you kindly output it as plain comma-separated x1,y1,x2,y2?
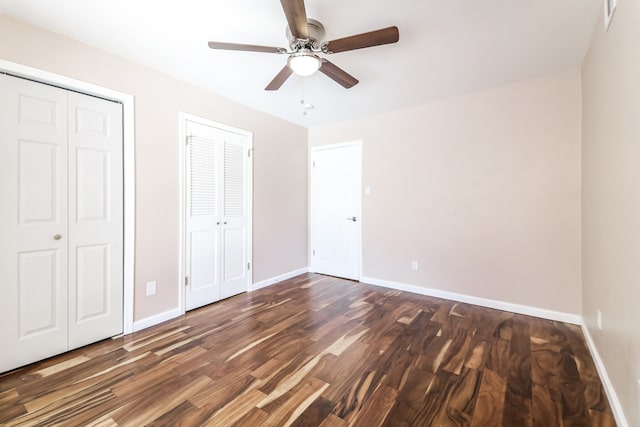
221,134,248,299
185,130,223,310
184,118,249,310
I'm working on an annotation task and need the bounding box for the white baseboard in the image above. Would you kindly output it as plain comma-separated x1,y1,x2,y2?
252,267,309,291
131,268,310,332
359,275,582,325
580,323,629,427
132,307,183,332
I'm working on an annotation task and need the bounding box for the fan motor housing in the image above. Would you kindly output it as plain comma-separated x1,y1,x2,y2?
286,19,325,51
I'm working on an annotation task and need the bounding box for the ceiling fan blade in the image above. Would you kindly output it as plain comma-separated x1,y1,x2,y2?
319,60,359,89
323,26,399,54
280,0,309,39
208,41,286,54
265,66,294,91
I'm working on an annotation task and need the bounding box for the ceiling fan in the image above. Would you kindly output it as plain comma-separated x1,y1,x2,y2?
207,0,399,91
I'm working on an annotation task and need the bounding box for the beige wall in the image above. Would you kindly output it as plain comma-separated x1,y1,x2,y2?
582,0,640,424
310,69,582,314
0,15,308,322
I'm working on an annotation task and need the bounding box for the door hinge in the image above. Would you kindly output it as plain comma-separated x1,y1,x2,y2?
186,134,191,145
248,149,251,158
313,249,315,256
185,276,189,287
313,161,315,167
247,262,251,271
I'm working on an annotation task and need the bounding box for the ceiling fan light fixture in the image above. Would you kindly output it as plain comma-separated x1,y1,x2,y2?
288,50,321,76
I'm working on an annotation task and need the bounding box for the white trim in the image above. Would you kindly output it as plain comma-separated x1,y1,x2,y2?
252,267,309,291
360,275,582,324
122,86,135,336
178,113,186,315
246,131,254,292
0,59,136,335
178,112,253,313
580,323,629,427
308,146,312,272
132,307,183,332
309,140,363,280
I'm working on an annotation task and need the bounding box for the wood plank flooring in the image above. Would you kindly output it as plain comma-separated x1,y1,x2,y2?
0,273,615,426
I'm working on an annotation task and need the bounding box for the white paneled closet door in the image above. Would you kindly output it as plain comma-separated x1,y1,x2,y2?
67,91,123,349
0,74,70,371
185,118,250,310
0,74,123,372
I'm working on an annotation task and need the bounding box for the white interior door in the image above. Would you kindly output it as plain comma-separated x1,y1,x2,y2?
221,136,249,299
0,74,69,372
67,91,123,349
0,74,124,372
185,122,222,310
184,117,250,310
311,142,361,280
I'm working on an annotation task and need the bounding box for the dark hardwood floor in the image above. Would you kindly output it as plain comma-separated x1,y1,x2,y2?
0,273,615,426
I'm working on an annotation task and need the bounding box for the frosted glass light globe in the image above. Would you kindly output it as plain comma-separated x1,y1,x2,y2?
288,51,321,76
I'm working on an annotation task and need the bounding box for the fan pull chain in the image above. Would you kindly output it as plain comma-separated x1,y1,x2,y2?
300,78,313,116
300,77,306,115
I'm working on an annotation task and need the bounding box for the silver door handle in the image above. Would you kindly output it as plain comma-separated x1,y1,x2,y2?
346,217,357,222
54,234,62,240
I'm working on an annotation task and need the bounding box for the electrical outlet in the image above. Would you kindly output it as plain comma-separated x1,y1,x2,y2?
146,281,157,296
411,260,419,271
596,309,602,330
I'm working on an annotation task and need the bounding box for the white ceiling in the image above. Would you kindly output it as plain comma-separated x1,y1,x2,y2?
0,0,601,127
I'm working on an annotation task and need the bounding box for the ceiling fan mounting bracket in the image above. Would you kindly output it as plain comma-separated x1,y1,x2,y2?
286,19,325,52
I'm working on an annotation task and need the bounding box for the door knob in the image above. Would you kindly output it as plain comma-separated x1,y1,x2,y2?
346,217,357,222
54,234,62,240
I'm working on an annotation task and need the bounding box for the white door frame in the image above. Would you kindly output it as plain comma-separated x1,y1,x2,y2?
0,59,136,334
178,112,253,314
309,140,363,280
